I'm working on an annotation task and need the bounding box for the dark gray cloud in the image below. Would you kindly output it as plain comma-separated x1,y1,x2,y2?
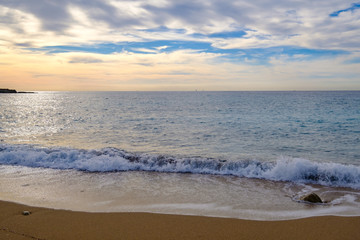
76,0,143,28
0,0,143,33
0,0,71,32
143,1,213,26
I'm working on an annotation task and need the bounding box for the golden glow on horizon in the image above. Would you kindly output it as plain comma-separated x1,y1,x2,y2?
1,47,359,91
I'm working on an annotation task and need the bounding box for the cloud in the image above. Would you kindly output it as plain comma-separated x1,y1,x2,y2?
0,0,358,53
0,0,359,90
69,57,104,64
0,0,71,32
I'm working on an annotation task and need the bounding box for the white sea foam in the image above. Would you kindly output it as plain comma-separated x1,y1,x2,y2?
0,163,359,220
0,144,359,189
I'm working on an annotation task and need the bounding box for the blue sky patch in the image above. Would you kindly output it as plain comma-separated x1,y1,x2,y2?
27,41,219,55
139,27,248,39
217,47,348,65
208,30,247,38
26,41,348,65
190,30,248,39
343,57,360,64
330,3,360,17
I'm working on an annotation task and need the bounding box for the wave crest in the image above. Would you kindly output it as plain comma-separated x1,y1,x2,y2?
1,144,359,189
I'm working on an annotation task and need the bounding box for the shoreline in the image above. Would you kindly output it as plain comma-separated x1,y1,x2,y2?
1,200,359,240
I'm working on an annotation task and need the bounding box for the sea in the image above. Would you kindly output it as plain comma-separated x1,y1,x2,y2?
0,91,359,220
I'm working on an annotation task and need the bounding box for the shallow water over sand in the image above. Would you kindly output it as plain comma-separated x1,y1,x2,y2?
0,165,359,220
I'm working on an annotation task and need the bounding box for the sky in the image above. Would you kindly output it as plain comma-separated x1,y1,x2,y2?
0,0,359,91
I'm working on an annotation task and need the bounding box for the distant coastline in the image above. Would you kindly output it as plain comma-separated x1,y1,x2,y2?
0,88,34,93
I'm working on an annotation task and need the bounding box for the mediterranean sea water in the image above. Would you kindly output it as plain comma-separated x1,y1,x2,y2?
0,91,359,220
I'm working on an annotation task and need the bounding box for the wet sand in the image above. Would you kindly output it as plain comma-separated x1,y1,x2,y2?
0,200,359,240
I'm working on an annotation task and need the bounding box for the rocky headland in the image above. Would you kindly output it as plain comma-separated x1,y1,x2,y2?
0,88,34,93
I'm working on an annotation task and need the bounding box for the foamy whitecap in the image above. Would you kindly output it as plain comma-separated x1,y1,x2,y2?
0,144,359,189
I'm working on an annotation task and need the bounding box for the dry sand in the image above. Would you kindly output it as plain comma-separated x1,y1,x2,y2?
0,200,359,240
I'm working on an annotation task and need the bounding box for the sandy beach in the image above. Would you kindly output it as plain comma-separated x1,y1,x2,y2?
0,200,359,240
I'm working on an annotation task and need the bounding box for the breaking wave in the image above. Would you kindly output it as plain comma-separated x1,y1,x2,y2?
0,144,359,189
